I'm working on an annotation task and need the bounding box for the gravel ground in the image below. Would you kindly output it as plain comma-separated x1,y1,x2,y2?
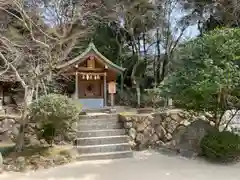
1,150,240,180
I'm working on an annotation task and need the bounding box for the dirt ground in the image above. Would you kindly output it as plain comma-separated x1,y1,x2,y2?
1,150,240,180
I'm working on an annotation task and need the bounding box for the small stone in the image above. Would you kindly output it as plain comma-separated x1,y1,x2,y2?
163,117,180,134
155,125,166,139
156,140,165,147
16,156,26,171
126,117,133,122
29,137,41,146
8,119,15,124
124,122,133,129
144,119,151,126
129,128,137,139
144,126,155,135
170,114,183,122
210,121,215,126
58,141,68,145
36,123,42,129
180,120,190,126
151,113,164,123
136,133,144,143
178,112,185,118
150,133,159,143
136,122,147,132
0,127,8,133
149,116,160,126
165,133,172,141
53,155,67,165
205,112,213,119
129,140,137,148
40,139,48,145
199,115,207,121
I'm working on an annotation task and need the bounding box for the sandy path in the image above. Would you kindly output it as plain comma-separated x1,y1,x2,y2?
1,151,240,180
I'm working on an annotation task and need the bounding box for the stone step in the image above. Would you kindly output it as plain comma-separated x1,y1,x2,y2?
74,135,129,146
82,107,115,113
79,114,118,120
77,129,126,138
76,143,131,154
77,151,133,161
77,123,122,131
78,117,119,125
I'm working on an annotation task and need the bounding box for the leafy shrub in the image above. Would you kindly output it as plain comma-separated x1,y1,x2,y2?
143,89,165,108
200,131,240,162
38,123,56,145
160,28,240,127
30,94,81,144
115,87,138,106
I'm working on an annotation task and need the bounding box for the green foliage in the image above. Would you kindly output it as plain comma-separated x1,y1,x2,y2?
92,22,125,65
160,28,240,115
30,94,81,143
200,131,240,162
38,124,56,145
143,89,165,108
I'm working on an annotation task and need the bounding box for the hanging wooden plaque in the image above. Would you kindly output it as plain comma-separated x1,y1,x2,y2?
108,81,116,94
87,56,95,68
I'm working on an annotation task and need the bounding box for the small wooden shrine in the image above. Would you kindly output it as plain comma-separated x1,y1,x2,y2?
56,43,125,109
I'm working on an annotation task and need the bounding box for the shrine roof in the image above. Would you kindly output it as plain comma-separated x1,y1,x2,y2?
56,42,125,73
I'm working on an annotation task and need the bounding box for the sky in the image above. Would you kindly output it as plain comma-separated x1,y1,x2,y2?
171,2,200,40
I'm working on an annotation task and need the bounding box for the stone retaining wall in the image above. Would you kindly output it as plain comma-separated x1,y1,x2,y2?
119,109,193,150
0,117,72,146
0,117,20,142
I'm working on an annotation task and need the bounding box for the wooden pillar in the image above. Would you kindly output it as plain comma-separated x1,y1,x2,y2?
110,93,114,107
108,81,116,107
75,65,79,100
104,72,107,106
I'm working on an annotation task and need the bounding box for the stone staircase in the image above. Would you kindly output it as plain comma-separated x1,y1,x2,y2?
74,113,133,161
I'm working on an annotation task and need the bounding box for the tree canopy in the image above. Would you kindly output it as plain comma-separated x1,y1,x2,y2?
160,28,240,123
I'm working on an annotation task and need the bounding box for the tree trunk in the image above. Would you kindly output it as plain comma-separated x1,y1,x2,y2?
15,87,34,152
137,36,141,54
156,28,161,84
160,53,168,82
136,81,141,107
143,33,147,65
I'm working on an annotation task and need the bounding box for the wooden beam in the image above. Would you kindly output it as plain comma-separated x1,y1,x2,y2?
77,67,104,72
75,65,79,99
63,72,106,76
